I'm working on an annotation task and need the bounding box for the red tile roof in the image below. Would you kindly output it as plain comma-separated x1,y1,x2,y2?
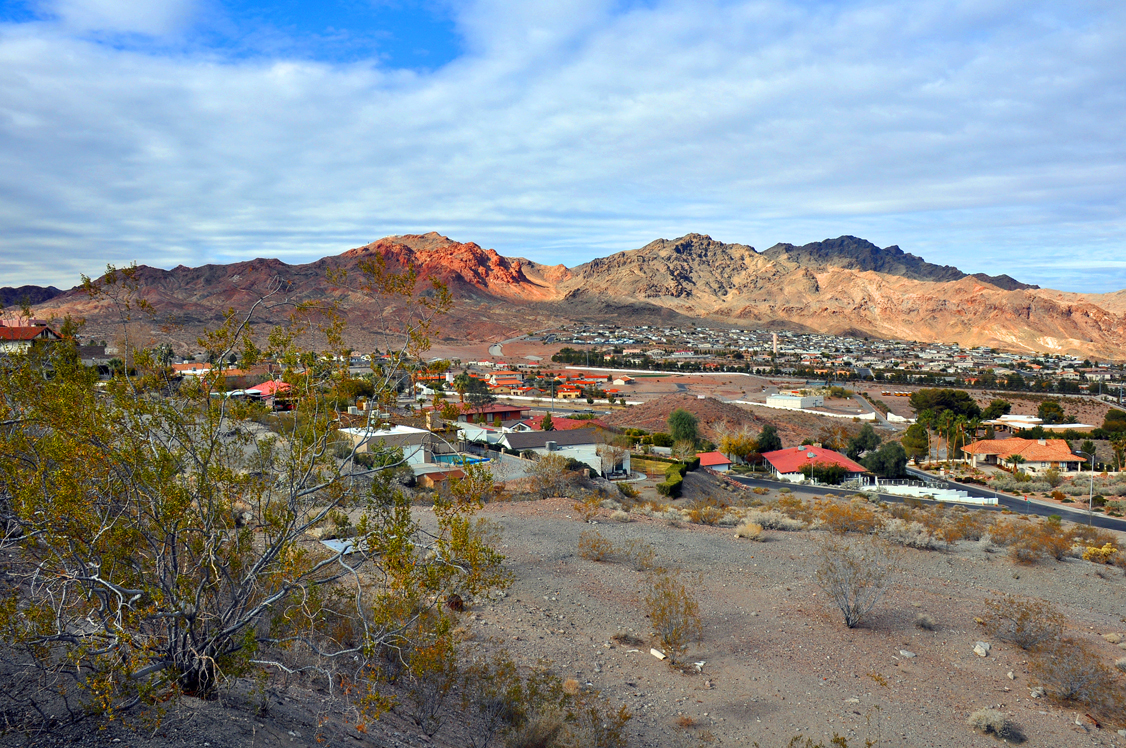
696,451,732,467
246,380,292,397
0,325,61,341
962,438,1081,462
762,446,867,474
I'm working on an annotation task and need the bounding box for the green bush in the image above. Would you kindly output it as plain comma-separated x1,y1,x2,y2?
650,432,673,447
685,456,701,472
656,471,683,498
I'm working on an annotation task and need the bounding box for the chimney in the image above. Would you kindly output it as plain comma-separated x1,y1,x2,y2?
1038,438,1046,446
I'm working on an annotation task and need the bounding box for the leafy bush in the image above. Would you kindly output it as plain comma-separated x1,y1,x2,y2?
1083,543,1118,564
685,497,727,525
983,595,1063,650
656,471,683,498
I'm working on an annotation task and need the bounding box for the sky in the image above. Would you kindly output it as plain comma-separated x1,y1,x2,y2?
1,0,1125,292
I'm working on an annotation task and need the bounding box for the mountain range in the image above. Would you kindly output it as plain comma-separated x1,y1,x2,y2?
8,233,1126,359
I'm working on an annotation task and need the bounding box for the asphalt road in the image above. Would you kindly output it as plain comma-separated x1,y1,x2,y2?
905,467,1126,531
728,471,1126,531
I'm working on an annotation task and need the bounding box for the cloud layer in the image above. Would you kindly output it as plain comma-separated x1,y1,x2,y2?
1,0,1125,291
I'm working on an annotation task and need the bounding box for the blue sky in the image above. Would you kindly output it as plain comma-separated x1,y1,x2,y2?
1,0,1125,292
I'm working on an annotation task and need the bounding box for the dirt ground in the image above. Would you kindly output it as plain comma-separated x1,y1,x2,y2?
11,479,1126,748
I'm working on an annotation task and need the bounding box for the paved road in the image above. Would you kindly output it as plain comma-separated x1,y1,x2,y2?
851,393,895,429
905,467,1126,531
728,471,1126,531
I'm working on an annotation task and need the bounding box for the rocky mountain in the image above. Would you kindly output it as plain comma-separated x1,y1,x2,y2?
1,284,64,308
22,232,1126,359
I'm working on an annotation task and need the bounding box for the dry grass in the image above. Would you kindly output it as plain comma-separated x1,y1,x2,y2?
734,522,764,541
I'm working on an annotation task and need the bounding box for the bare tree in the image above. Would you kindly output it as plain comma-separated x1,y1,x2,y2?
815,536,898,628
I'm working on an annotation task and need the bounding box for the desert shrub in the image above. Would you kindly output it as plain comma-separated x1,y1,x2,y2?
819,500,882,535
643,569,703,662
1116,658,1126,673
735,522,764,540
573,493,602,522
983,595,1064,650
966,708,1022,741
530,452,576,499
685,497,727,526
616,481,639,499
621,538,657,571
578,530,615,562
775,494,815,523
609,509,631,523
881,519,941,550
1068,524,1119,548
950,511,989,541
752,487,770,495
915,612,937,630
1029,638,1126,720
815,536,898,628
462,655,630,748
744,509,805,531
1083,543,1119,564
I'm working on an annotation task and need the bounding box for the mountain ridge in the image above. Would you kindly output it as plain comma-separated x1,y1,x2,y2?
16,232,1125,359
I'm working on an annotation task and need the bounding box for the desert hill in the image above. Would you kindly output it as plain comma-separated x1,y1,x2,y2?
20,231,1126,359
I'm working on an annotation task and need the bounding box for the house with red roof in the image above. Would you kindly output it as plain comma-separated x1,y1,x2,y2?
961,437,1084,474
696,451,733,473
762,445,868,484
0,323,63,353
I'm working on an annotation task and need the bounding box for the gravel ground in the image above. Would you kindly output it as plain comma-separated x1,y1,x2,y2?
8,489,1126,748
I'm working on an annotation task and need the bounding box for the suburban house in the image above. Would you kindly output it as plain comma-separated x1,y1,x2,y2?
498,428,627,476
761,445,868,484
765,393,824,410
982,414,1094,433
337,424,439,466
961,438,1085,474
244,380,292,409
696,451,733,473
0,323,63,353
456,403,531,426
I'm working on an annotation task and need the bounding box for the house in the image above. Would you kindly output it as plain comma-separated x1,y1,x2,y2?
761,445,868,484
337,424,438,466
961,438,1085,474
244,380,292,409
765,393,823,410
499,428,626,476
696,451,733,473
982,414,1094,433
416,468,466,489
0,323,63,353
456,403,532,426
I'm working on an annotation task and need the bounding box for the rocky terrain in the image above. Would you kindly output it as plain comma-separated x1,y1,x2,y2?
15,486,1126,748
19,232,1126,359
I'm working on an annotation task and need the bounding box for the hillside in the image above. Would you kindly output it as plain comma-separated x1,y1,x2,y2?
23,232,1126,359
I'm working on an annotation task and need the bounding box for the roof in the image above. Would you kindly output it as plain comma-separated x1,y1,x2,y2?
762,446,867,474
460,403,531,416
503,428,599,451
245,380,291,397
696,451,732,467
962,438,1082,462
0,325,61,341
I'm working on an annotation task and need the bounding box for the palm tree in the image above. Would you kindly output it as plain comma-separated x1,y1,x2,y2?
917,409,936,464
1006,454,1026,474
936,410,955,464
952,414,969,463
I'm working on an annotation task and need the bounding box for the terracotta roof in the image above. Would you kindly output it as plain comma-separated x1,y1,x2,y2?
245,380,291,397
762,446,867,475
962,438,1081,462
0,325,61,341
696,451,732,467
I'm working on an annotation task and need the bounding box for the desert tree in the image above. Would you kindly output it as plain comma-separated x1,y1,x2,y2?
0,260,509,730
667,408,699,445
643,568,703,663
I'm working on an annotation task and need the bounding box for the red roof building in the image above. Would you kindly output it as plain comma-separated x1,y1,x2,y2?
961,437,1084,474
0,324,62,352
762,446,867,483
696,451,733,472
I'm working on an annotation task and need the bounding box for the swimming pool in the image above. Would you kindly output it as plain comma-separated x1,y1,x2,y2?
433,454,490,466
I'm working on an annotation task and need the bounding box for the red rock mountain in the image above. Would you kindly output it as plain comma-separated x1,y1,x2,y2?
26,232,1126,359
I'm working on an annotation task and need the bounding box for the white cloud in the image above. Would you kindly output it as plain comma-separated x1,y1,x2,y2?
35,0,201,35
1,0,1125,292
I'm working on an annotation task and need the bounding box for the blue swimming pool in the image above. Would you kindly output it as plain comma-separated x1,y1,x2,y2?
433,454,490,466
